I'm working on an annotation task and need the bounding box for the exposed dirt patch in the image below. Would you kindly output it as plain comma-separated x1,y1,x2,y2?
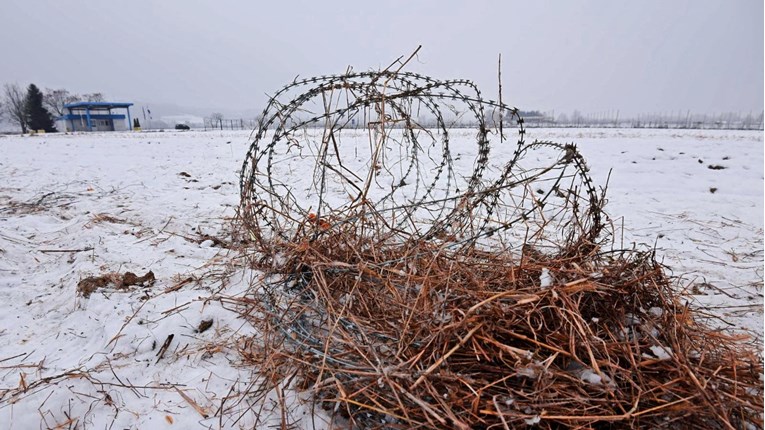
77,271,156,298
196,318,213,333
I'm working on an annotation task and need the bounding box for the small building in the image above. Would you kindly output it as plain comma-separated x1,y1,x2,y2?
57,101,134,132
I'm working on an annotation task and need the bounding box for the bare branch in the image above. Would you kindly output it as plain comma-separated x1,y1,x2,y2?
43,88,81,117
3,83,27,133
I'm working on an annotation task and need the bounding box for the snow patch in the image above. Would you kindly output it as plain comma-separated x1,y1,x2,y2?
649,345,673,360
540,268,553,288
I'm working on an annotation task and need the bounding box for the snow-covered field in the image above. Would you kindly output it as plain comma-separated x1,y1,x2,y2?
0,128,762,429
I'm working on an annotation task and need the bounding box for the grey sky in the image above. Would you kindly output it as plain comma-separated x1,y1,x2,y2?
1,0,761,118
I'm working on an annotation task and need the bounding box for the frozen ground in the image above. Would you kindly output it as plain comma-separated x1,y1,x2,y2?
0,128,762,429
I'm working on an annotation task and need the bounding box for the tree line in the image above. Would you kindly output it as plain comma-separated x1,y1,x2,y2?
1,84,105,133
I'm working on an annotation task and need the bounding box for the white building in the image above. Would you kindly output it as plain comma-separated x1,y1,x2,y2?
57,101,134,132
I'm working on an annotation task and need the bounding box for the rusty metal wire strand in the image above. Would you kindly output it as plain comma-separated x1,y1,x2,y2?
235,70,763,429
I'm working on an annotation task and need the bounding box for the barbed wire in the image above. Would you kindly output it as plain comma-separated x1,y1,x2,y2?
234,70,761,429
239,70,603,256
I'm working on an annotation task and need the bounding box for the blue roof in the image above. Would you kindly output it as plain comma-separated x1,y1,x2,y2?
60,113,126,120
64,101,133,109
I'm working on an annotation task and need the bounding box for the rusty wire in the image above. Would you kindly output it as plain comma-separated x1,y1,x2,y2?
235,70,762,429
239,70,602,256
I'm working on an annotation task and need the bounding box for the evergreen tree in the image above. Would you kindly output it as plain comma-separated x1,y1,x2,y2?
24,84,57,132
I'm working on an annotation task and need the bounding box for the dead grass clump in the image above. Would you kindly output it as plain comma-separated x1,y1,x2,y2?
0,192,76,216
238,234,762,429
77,271,155,298
84,212,127,228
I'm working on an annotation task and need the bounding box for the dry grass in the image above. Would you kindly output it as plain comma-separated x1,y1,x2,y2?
237,232,762,429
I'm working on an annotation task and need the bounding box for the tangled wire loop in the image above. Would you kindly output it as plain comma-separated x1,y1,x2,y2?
236,71,762,429
240,70,603,257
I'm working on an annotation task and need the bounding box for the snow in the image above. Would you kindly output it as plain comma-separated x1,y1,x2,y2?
198,239,215,248
525,415,541,425
580,369,603,385
0,128,762,428
649,345,674,360
539,268,553,288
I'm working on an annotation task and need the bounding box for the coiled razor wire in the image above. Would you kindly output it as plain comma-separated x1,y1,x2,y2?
237,69,607,368
234,71,764,429
239,70,603,255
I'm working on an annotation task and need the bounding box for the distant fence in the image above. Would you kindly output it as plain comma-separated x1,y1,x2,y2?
506,110,764,130
199,111,763,132
203,117,260,131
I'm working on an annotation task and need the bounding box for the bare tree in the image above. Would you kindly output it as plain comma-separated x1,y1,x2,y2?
210,112,224,130
83,92,105,102
3,83,28,133
44,88,81,116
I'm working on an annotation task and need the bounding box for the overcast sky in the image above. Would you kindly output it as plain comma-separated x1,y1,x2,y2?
0,0,762,117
